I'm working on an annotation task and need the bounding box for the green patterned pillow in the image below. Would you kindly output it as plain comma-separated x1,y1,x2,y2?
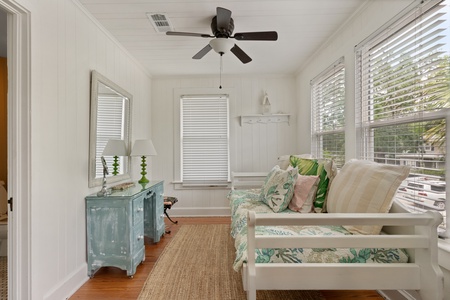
260,165,298,212
262,165,280,187
289,156,335,213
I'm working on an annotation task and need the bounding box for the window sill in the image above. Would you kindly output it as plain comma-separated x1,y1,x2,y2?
172,181,231,190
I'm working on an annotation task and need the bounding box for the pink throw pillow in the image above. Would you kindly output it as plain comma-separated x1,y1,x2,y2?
288,175,320,213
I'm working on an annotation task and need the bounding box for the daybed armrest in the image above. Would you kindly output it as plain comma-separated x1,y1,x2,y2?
231,172,267,190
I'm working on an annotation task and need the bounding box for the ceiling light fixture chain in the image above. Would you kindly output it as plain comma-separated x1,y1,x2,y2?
219,53,223,89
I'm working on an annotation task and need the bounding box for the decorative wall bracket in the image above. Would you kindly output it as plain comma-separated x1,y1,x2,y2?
240,114,290,126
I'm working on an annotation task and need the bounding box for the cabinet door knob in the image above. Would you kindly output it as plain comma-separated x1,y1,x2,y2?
137,207,144,212
137,235,144,241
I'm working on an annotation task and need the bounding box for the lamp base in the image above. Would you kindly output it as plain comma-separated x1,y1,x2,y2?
138,156,150,184
138,176,149,184
112,155,119,176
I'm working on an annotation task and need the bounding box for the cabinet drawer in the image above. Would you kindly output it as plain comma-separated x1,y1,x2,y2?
133,197,144,226
155,198,164,217
132,224,145,251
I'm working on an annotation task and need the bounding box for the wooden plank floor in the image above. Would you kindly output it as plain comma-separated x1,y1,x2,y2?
70,217,384,299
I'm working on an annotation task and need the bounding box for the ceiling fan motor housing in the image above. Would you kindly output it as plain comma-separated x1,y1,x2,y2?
166,7,276,64
211,16,234,37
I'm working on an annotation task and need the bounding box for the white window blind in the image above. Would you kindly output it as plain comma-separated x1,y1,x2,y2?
311,58,346,167
95,96,127,177
356,0,448,235
181,95,230,186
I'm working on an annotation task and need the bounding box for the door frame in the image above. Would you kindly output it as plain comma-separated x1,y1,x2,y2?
1,1,31,299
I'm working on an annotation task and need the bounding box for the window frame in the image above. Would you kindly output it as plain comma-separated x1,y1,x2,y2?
172,88,233,189
355,0,449,238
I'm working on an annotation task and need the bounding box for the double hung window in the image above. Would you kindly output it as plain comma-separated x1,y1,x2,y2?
356,0,449,235
180,95,230,186
311,58,346,167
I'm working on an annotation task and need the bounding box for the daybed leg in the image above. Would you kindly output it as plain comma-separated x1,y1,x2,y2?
416,211,444,300
246,211,257,300
246,269,256,300
247,288,256,300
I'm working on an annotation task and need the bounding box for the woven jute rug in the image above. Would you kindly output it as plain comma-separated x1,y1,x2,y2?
138,224,324,300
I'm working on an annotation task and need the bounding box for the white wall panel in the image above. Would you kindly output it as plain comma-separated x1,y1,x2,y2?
11,0,152,298
151,75,297,216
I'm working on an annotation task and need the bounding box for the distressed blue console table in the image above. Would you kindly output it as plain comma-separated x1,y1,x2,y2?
85,180,164,278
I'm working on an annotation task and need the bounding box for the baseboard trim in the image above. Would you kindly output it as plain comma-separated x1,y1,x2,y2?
168,207,231,217
44,263,88,300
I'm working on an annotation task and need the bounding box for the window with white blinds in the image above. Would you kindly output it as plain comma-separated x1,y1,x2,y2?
181,95,230,186
356,0,449,236
95,96,127,177
311,58,346,167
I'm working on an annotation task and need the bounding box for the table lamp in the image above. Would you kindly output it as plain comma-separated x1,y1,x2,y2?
130,139,157,184
102,139,128,176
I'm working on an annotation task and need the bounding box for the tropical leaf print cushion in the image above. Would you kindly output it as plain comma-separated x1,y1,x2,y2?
289,156,335,213
232,223,409,271
259,165,298,212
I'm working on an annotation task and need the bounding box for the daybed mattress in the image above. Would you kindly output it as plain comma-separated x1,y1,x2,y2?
228,189,409,272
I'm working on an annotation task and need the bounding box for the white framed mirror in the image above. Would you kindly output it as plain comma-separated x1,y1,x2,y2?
88,71,132,187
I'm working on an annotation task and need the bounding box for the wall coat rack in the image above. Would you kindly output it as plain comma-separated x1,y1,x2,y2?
239,114,290,126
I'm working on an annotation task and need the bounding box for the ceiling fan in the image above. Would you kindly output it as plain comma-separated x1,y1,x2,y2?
166,7,278,64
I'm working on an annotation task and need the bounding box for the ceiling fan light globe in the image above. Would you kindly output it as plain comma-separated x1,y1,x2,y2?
209,38,234,54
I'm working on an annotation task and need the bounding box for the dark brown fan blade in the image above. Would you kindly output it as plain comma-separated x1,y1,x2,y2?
230,44,252,64
166,31,213,38
216,7,232,29
233,31,278,41
193,44,212,59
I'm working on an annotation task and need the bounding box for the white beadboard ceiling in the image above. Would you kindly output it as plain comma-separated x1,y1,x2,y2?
79,0,369,76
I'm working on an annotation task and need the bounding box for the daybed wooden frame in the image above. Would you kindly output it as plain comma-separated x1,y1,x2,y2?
230,172,444,300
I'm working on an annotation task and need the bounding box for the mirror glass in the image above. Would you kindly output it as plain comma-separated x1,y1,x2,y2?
88,71,132,187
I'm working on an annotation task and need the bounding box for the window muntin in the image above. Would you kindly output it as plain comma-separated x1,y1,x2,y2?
180,95,230,186
311,58,346,167
356,0,449,235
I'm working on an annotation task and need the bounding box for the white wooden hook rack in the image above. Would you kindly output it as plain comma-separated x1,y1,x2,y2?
240,114,290,126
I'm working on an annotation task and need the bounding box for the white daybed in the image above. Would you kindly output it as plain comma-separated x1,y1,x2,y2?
229,160,444,300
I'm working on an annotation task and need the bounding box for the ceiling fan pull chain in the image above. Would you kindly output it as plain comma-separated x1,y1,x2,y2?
219,53,223,89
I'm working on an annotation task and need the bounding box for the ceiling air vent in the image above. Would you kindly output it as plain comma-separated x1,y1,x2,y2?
146,13,174,33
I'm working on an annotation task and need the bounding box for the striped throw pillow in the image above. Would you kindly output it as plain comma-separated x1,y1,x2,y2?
326,159,410,235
